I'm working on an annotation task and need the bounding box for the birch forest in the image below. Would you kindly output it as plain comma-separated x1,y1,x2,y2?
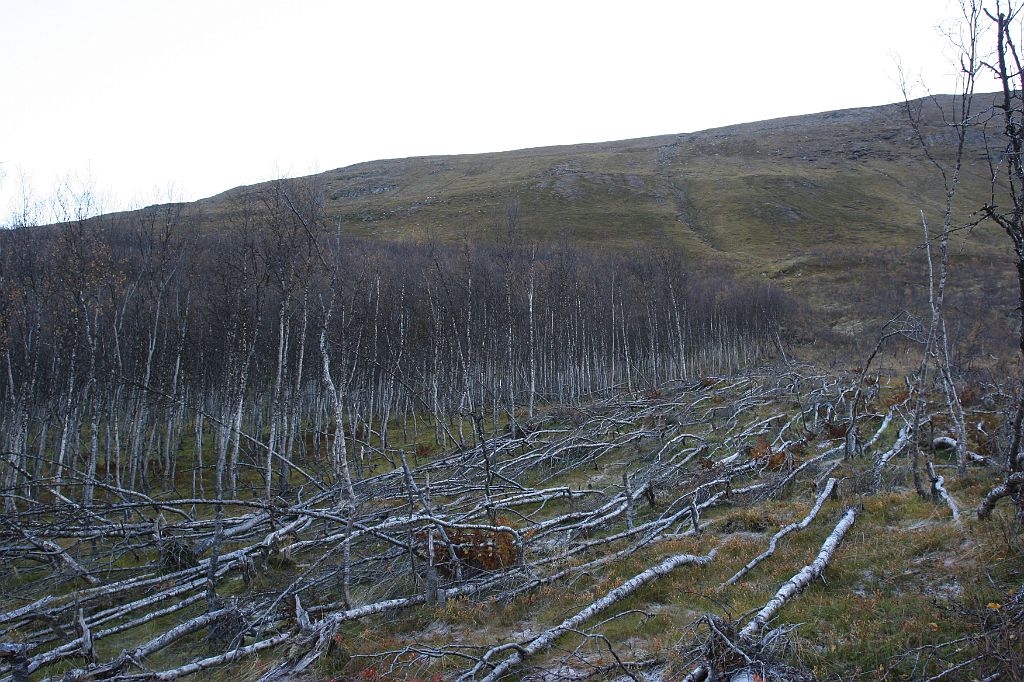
0,181,789,507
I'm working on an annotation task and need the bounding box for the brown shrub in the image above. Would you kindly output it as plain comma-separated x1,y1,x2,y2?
750,436,771,460
958,384,982,407
824,421,850,439
882,389,911,408
416,516,520,576
765,450,789,470
748,435,788,470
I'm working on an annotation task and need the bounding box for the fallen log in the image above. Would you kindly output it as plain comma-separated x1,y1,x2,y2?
720,478,837,588
739,506,858,639
117,632,291,681
468,549,717,682
11,528,99,586
683,506,858,682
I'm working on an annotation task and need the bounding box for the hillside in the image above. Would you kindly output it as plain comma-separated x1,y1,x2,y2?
3,93,1024,682
179,95,991,250
113,93,1010,347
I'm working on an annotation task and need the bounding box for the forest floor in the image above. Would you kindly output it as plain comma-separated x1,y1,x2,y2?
1,367,1022,681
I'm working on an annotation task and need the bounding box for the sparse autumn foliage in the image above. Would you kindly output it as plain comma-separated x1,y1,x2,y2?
416,517,521,576
748,435,789,470
882,389,911,409
824,421,850,440
750,436,771,461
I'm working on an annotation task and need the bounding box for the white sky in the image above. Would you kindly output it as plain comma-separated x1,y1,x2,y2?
0,0,975,217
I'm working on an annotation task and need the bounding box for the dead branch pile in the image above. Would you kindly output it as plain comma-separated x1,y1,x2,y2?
0,368,1005,681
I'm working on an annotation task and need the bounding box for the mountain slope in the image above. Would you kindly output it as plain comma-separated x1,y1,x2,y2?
96,94,1012,349
187,95,996,260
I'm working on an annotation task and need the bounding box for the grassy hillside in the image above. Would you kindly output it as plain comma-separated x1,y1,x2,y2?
183,95,997,257
114,93,1006,355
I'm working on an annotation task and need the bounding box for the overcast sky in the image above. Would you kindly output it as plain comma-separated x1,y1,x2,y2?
0,0,976,217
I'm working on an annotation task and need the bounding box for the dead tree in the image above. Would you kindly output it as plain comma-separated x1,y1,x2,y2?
974,1,1024,519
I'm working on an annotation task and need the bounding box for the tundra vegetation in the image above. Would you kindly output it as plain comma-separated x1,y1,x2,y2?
1,3,1024,681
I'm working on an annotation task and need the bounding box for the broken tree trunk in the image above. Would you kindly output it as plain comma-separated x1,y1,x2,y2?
720,478,837,588
927,461,962,524
739,506,858,639
873,422,913,491
683,507,858,682
977,471,1024,519
469,549,717,682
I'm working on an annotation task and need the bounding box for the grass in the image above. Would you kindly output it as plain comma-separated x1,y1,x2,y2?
18,93,1023,678
308,454,1019,681
428,389,1009,677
